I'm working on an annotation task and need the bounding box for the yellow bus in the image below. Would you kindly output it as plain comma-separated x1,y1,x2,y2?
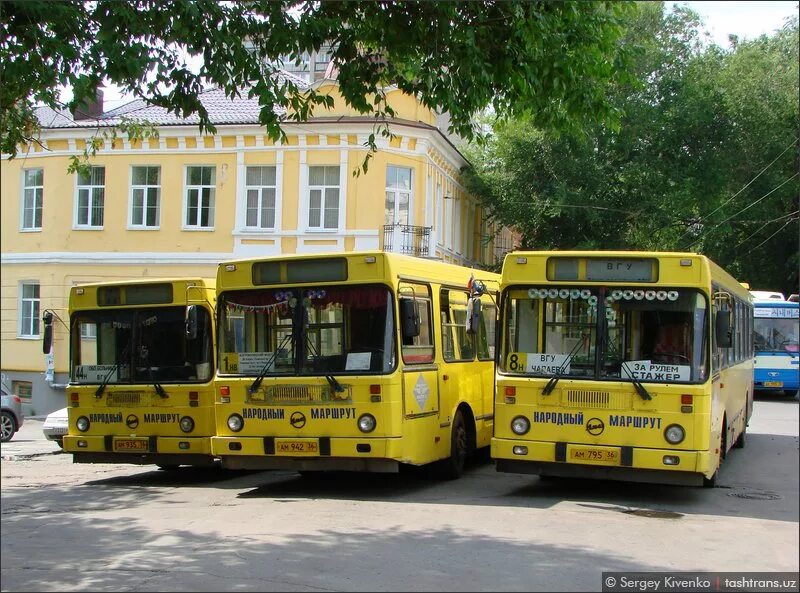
52,278,217,469
211,252,500,478
492,251,753,486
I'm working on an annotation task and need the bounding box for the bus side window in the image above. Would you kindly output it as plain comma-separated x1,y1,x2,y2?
399,283,434,365
441,288,474,362
477,299,497,361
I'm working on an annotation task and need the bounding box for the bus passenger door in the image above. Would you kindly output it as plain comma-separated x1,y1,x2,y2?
398,286,439,418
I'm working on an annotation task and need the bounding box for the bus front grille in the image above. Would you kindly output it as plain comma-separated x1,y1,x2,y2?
247,384,352,404
106,392,143,407
563,390,630,410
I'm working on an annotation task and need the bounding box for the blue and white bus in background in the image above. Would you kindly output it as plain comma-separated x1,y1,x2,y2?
751,292,799,397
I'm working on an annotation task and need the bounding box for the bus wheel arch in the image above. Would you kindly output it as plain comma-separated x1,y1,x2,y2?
704,416,727,488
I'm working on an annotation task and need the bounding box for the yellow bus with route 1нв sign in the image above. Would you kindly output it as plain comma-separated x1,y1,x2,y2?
56,278,217,469
211,251,499,478
492,251,753,486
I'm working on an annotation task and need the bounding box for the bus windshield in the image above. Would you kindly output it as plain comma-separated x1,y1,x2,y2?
218,284,395,376
71,306,213,384
501,286,708,383
754,315,799,353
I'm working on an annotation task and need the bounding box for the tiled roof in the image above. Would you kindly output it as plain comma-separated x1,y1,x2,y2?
35,71,310,129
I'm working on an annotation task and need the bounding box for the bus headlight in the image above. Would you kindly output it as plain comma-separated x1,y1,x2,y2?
664,424,685,445
511,416,530,435
227,414,244,432
179,416,195,433
76,416,90,432
357,414,376,433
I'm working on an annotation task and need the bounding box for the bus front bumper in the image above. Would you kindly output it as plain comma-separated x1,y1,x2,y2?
63,435,215,465
211,436,403,472
491,438,712,486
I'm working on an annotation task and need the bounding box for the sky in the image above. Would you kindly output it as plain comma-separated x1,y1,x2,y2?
95,1,800,110
666,0,798,47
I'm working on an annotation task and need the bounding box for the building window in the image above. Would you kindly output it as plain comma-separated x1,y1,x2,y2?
76,166,105,228
130,166,161,228
308,165,340,230
80,322,97,339
245,166,277,229
384,165,412,226
22,168,43,231
19,282,40,337
278,52,311,81
185,166,215,229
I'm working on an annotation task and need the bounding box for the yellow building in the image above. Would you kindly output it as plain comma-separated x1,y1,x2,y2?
0,74,513,416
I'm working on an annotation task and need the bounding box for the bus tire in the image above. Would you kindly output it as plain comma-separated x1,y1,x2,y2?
440,411,468,480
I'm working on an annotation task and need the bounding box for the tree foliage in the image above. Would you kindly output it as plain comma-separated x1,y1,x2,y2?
0,0,634,160
464,2,799,295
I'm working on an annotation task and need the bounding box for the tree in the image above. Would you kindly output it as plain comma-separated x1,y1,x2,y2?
463,2,799,294
0,0,634,162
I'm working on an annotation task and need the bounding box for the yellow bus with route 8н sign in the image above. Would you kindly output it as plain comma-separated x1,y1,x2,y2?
52,278,217,469
492,251,753,486
211,251,499,478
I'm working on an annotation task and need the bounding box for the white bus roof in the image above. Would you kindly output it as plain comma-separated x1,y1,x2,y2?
749,290,785,301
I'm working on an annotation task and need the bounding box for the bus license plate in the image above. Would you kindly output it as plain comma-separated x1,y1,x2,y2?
276,439,319,455
114,438,149,452
568,446,620,466
764,381,783,387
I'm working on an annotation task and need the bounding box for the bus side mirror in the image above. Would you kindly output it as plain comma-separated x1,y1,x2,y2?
400,298,420,339
186,305,199,340
715,310,732,348
42,311,53,354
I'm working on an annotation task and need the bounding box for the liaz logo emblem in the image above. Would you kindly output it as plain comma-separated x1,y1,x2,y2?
126,414,139,429
585,418,605,436
290,412,306,429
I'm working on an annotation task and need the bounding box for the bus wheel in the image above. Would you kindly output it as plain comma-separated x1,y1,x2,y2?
441,411,468,480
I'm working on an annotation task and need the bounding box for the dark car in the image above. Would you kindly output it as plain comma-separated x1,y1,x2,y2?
1,388,24,442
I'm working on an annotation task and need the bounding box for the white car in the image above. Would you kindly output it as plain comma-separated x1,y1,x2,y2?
42,407,68,448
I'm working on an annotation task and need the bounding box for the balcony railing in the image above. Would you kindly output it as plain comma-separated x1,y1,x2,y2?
382,224,431,258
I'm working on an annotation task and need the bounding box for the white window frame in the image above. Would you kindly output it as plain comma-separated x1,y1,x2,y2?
128,165,161,230
244,165,278,230
74,166,105,229
21,168,43,231
306,165,341,231
18,281,40,338
183,165,216,230
384,165,413,226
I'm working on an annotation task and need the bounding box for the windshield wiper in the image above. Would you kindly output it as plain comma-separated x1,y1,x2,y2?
146,367,168,398
542,334,589,396
304,331,345,393
621,363,652,401
249,333,293,394
95,365,116,399
95,343,131,398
